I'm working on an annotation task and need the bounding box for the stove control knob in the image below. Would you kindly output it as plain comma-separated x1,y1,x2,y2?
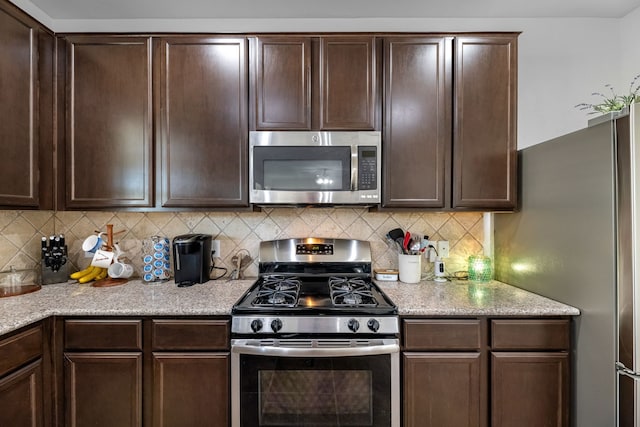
271,318,283,333
250,319,263,333
367,319,380,332
347,318,360,333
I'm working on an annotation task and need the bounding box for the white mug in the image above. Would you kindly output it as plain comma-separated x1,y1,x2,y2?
82,233,106,254
108,262,134,279
91,249,114,269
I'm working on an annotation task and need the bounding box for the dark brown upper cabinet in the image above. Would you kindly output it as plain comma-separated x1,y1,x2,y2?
382,36,452,209
59,35,153,209
382,33,517,211
251,35,379,130
252,37,311,130
155,36,249,208
453,34,518,210
320,37,378,130
0,2,54,209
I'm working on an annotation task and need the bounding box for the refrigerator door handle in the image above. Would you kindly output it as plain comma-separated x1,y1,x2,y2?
616,361,640,379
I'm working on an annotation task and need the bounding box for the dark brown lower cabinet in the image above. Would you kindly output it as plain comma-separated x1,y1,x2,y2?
152,353,229,427
402,318,485,427
64,352,142,427
62,319,143,426
150,319,230,426
0,323,44,427
403,317,571,427
59,318,230,426
403,353,481,427
490,319,570,427
0,360,43,427
491,352,569,427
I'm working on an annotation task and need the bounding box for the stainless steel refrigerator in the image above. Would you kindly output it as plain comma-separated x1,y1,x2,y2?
494,105,640,426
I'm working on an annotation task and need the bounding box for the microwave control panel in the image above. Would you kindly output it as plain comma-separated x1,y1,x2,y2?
358,146,378,190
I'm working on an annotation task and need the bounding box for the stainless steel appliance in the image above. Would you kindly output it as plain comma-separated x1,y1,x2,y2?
172,234,212,287
249,131,381,206
494,105,640,426
231,238,399,427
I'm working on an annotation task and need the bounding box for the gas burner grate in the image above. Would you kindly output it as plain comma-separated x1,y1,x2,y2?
252,275,301,307
329,276,378,307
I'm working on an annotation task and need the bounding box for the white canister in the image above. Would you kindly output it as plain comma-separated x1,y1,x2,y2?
398,254,422,283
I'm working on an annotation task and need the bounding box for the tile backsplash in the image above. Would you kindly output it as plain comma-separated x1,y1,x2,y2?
0,209,485,281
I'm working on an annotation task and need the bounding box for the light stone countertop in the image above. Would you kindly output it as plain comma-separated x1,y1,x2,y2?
0,278,579,336
377,280,580,317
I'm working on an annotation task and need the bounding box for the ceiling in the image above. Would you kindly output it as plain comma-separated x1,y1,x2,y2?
25,0,640,20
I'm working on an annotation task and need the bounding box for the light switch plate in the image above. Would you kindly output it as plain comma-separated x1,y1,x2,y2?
437,241,449,258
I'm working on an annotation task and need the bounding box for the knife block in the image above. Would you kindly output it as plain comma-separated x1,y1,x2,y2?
41,263,69,285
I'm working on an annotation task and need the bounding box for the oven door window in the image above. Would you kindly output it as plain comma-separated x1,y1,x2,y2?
240,354,391,427
253,146,351,191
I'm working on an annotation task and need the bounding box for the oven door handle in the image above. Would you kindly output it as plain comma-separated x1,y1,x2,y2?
231,341,399,358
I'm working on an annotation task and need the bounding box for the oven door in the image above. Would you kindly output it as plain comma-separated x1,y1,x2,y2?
231,338,399,427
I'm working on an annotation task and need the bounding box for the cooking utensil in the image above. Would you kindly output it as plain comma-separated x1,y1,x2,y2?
403,231,411,254
387,228,406,254
387,228,404,241
230,251,252,280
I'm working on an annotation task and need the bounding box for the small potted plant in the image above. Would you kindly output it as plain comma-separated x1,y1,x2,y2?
575,73,640,115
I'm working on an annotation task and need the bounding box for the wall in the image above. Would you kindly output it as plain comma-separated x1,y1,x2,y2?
0,209,485,282
621,7,640,78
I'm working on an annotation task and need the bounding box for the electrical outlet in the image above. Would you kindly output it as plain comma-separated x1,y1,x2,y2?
423,240,436,250
437,240,450,258
428,247,437,262
211,240,221,258
423,240,437,262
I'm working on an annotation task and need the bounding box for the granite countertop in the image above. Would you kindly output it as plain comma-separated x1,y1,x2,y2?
377,280,580,317
0,278,579,336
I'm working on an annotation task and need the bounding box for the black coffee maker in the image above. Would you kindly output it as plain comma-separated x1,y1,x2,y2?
172,234,212,287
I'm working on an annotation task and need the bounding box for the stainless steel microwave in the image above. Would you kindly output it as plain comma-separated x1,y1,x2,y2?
249,131,381,206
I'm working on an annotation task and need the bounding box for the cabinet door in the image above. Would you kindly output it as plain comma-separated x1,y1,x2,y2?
403,352,483,427
382,37,451,208
491,352,569,427
0,5,42,207
63,36,153,209
252,36,311,130
453,35,517,209
0,360,43,427
156,37,248,207
319,36,378,130
65,352,142,427
152,353,229,427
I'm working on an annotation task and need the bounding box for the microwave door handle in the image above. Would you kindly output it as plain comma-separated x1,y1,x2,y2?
351,145,358,191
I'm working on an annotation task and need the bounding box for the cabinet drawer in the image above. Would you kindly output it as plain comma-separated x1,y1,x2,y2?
0,325,43,377
65,319,142,350
403,319,482,350
152,319,230,351
491,319,570,350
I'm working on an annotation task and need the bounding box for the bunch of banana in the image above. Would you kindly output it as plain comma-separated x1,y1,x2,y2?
70,265,108,283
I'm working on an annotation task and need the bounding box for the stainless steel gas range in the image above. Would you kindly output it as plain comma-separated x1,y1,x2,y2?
231,238,399,427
